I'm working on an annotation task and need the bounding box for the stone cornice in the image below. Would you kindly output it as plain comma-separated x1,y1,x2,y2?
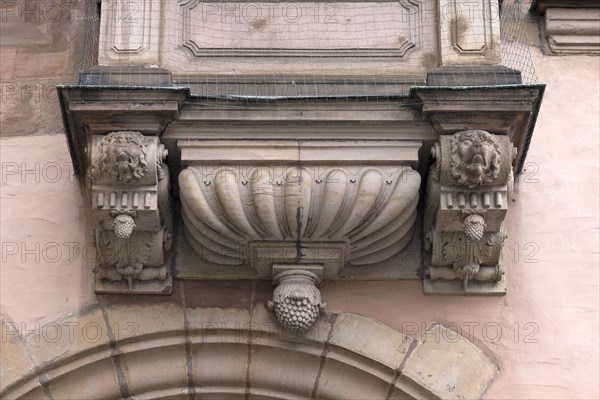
533,0,600,55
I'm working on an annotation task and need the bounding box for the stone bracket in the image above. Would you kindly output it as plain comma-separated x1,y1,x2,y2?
423,129,515,295
89,131,173,294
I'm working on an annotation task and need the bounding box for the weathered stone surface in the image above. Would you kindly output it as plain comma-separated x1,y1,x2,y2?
185,306,252,333
178,141,421,275
543,8,600,54
0,0,84,137
424,130,515,294
191,341,248,396
251,304,334,346
89,132,173,294
102,302,185,347
0,321,35,392
46,358,122,400
120,345,188,396
437,0,502,65
315,357,394,400
96,0,437,78
1,304,504,400
329,313,414,369
23,305,110,369
249,344,322,398
181,281,254,310
3,384,50,400
401,323,500,399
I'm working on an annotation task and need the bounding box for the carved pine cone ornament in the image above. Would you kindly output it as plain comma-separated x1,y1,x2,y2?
463,214,485,242
113,214,135,238
268,274,324,333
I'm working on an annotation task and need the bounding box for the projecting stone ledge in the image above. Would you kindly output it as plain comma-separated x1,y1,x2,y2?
535,0,600,55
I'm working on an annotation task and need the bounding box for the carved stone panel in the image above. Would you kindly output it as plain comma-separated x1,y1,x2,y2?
424,130,515,294
179,0,421,57
98,0,161,65
177,140,421,280
437,0,501,64
92,0,444,79
88,131,172,294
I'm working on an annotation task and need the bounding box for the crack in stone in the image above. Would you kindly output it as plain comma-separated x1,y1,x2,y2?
244,281,257,400
98,302,130,399
385,338,418,400
311,313,338,399
180,281,197,400
296,140,304,260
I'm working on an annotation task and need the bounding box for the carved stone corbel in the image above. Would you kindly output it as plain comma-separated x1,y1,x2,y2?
87,131,172,294
267,264,325,333
424,130,516,294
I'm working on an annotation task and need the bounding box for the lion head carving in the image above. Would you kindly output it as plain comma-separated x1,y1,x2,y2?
450,130,501,188
94,132,148,183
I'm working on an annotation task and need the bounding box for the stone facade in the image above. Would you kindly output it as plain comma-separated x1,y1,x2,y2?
1,0,599,399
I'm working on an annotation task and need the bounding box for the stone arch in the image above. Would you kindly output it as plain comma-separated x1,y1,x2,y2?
1,305,499,400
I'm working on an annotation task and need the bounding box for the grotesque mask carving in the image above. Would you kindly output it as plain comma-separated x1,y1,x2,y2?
95,131,148,183
450,130,501,188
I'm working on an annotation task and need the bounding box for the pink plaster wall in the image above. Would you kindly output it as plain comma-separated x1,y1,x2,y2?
0,135,96,325
1,37,598,400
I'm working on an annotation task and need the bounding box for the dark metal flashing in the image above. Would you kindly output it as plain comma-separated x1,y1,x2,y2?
58,82,544,177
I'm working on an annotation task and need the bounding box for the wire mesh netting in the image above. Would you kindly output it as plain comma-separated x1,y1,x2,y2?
77,0,539,104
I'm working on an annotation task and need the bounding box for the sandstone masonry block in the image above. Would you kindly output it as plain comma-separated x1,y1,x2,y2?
401,323,500,399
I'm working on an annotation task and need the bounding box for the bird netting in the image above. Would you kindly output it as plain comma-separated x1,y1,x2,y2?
76,0,539,105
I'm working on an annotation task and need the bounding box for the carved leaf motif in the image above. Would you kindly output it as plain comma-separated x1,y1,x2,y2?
442,233,464,264
97,229,153,266
441,232,497,264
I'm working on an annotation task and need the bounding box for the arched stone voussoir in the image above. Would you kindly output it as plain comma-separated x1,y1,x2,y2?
1,307,500,400
399,323,501,400
0,319,37,396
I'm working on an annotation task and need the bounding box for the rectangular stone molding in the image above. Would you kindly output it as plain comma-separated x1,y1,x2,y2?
161,0,435,76
438,0,501,65
88,131,173,294
93,0,444,78
178,0,421,57
544,8,600,54
98,0,161,65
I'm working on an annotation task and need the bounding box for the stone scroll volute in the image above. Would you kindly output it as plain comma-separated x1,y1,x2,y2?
87,131,172,294
424,129,516,295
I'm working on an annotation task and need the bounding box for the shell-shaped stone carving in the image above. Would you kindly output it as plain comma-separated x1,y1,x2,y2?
179,165,420,266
